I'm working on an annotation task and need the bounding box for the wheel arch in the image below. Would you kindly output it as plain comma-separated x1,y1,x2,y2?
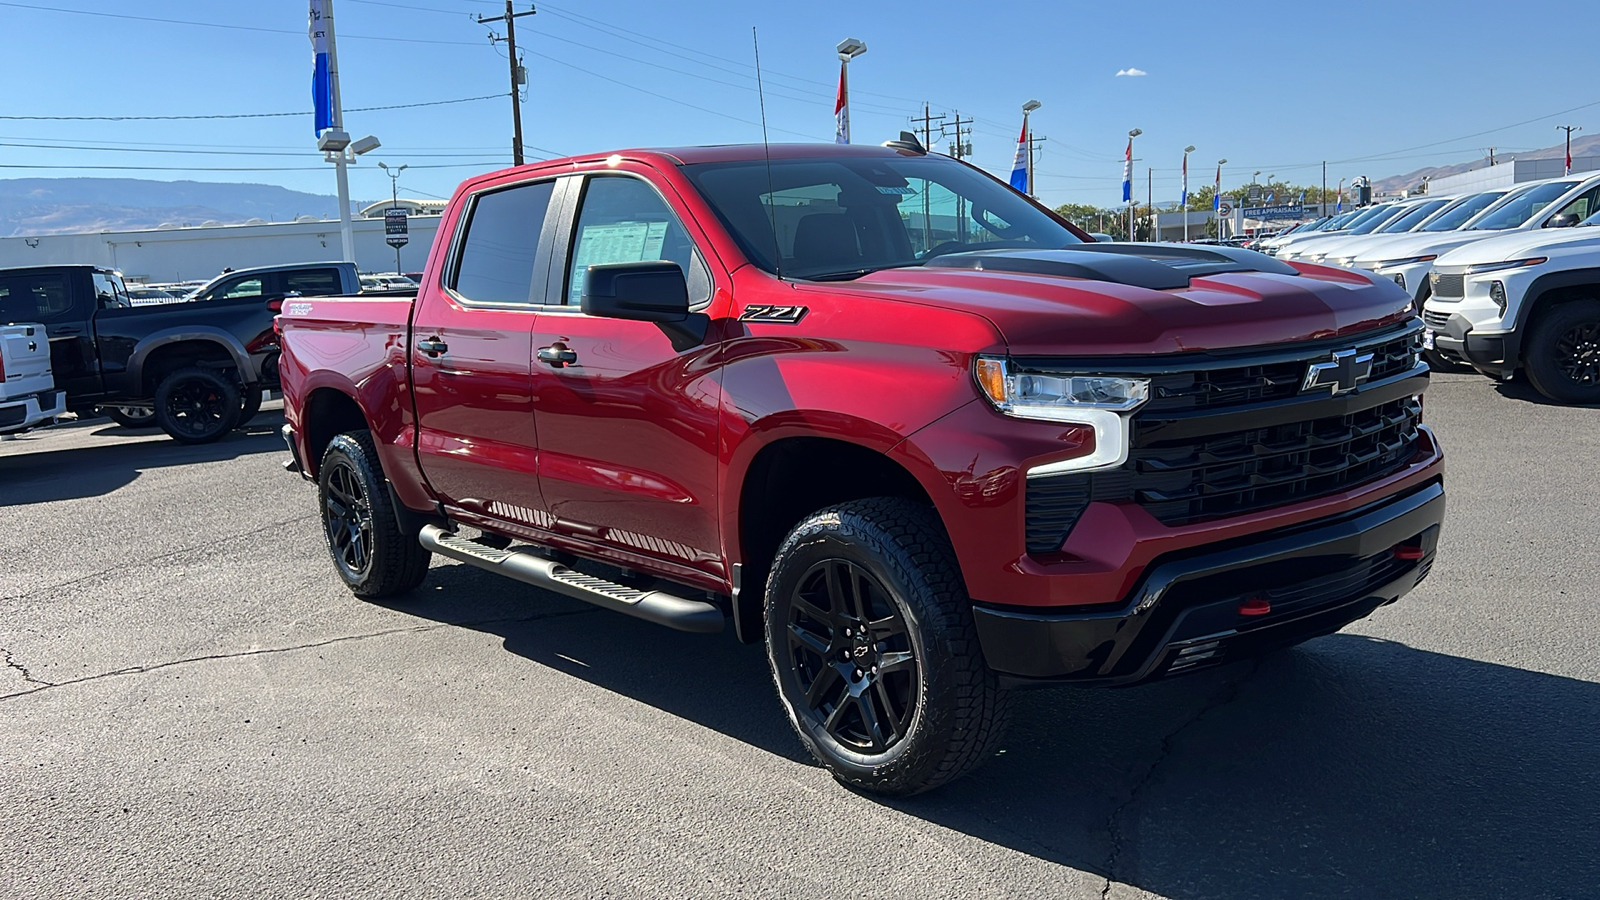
1510,267,1600,366
130,328,254,397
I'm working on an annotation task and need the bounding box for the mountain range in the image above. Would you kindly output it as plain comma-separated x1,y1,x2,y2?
0,178,357,237
1371,133,1600,195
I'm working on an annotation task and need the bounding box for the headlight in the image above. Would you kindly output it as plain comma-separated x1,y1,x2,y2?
1372,254,1437,269
1464,257,1547,274
1336,256,1357,267
974,357,1149,475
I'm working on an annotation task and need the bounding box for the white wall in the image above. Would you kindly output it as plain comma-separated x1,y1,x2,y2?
0,216,442,282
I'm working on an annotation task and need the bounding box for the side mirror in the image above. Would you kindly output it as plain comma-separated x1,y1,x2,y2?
1548,213,1581,228
582,261,689,322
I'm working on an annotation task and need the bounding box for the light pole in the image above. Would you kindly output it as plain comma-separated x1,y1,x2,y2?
834,38,866,144
1182,145,1195,243
378,162,408,274
1127,128,1142,240
1216,157,1228,240
1558,124,1582,175
1022,99,1042,198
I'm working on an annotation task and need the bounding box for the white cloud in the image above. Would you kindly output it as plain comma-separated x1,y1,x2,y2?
1115,68,1148,77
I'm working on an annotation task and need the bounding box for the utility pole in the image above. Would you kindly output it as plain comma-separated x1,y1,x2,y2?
912,103,947,252
479,2,536,166
1322,161,1327,218
947,112,973,239
1146,168,1153,242
1558,125,1582,175
1486,147,1497,167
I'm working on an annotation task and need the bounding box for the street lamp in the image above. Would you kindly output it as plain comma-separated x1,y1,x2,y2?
1022,99,1042,198
834,38,866,144
319,130,380,263
1216,158,1229,240
1182,144,1196,243
1128,128,1143,240
377,161,408,275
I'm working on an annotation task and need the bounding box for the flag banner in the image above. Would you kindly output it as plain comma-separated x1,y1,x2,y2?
1181,154,1188,206
1213,163,1221,211
309,0,333,136
1121,139,1132,203
1009,120,1028,192
834,63,849,145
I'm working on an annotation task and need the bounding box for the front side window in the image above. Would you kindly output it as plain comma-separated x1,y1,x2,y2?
1378,199,1450,233
1547,185,1600,225
1468,181,1580,230
221,278,263,300
565,176,710,306
683,155,1083,281
92,272,121,308
0,273,72,322
1423,191,1506,231
451,180,556,305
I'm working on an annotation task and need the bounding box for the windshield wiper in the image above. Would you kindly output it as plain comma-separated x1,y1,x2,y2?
801,262,926,282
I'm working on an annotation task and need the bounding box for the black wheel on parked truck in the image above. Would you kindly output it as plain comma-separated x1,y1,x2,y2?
103,406,157,429
153,367,241,444
764,497,1010,796
236,385,263,428
318,430,431,599
1524,299,1600,404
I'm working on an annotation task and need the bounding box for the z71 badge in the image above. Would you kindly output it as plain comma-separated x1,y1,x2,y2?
739,304,808,324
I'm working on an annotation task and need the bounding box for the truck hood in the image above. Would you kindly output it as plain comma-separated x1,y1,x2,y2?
807,245,1413,356
1350,229,1501,265
1433,226,1600,267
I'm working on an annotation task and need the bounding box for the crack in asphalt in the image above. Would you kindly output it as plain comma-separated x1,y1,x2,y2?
0,513,318,606
0,606,599,702
1099,658,1266,900
2,646,54,687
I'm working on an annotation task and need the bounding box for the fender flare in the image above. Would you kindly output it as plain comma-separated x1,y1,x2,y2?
129,327,255,394
1508,267,1600,365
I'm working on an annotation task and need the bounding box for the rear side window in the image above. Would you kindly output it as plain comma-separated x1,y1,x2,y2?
564,175,710,306
283,269,341,296
0,273,73,323
451,180,556,305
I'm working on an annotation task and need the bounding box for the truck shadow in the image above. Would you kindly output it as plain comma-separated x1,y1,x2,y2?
1493,377,1600,408
397,564,1600,899
0,411,287,506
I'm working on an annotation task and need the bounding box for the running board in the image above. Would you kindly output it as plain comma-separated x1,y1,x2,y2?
418,525,724,634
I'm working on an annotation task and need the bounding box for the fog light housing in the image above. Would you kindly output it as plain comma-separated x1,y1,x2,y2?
1489,280,1507,315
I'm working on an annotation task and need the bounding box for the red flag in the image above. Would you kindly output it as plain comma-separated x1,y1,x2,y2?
834,63,849,144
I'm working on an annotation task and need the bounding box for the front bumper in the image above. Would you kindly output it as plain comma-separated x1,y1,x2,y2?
1426,303,1517,378
973,478,1444,686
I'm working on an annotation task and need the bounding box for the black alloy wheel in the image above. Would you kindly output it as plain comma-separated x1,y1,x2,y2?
1553,322,1600,386
153,367,240,444
322,455,375,583
784,559,919,755
1525,299,1600,404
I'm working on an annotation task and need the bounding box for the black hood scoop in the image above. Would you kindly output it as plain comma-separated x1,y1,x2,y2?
924,243,1301,291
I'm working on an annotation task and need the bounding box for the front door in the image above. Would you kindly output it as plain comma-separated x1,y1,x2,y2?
529,172,724,577
411,177,558,520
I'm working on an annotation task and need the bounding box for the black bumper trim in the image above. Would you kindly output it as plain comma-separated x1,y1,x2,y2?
1432,311,1515,378
973,480,1445,685
281,423,308,478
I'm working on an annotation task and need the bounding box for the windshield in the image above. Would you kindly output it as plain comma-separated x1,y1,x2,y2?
1341,205,1405,235
682,154,1082,280
1421,191,1507,231
1378,199,1451,233
1467,180,1580,230
1320,210,1363,230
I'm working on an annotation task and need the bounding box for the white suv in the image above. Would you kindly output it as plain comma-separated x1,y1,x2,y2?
1422,213,1600,402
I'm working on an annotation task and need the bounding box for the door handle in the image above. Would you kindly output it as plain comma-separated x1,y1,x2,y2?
416,337,448,357
537,343,578,368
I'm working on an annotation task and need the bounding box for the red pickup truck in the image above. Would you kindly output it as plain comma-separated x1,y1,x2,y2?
278,141,1444,795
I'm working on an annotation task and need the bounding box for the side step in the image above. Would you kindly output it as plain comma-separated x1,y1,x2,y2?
418,524,724,634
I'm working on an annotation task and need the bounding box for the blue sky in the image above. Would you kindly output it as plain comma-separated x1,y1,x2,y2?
1,0,1594,209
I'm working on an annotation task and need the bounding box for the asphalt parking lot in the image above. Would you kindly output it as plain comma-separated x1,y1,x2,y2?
2,371,1597,900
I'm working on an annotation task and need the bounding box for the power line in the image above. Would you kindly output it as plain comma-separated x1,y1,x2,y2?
0,93,503,122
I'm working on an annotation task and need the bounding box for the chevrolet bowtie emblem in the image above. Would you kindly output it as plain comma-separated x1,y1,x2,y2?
1302,349,1374,395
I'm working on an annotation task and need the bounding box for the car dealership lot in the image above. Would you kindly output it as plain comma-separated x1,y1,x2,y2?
2,377,1597,900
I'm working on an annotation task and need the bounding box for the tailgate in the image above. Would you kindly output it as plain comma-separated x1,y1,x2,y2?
0,324,54,402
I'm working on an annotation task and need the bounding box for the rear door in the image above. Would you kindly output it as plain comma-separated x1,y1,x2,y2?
526,169,725,578
410,176,560,520
0,268,102,400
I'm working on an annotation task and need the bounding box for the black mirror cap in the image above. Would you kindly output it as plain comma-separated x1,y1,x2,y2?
581,261,689,322
1549,213,1581,228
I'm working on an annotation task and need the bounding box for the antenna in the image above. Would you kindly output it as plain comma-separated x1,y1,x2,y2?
751,27,783,282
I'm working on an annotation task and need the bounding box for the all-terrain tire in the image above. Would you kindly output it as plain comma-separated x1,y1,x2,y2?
104,406,158,429
1524,299,1600,404
153,367,241,444
764,497,1010,796
237,386,263,428
318,430,431,599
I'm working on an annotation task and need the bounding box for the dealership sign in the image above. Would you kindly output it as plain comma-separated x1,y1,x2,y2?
1242,204,1305,221
384,208,409,248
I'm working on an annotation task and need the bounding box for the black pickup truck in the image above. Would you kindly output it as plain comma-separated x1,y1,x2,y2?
0,261,358,442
